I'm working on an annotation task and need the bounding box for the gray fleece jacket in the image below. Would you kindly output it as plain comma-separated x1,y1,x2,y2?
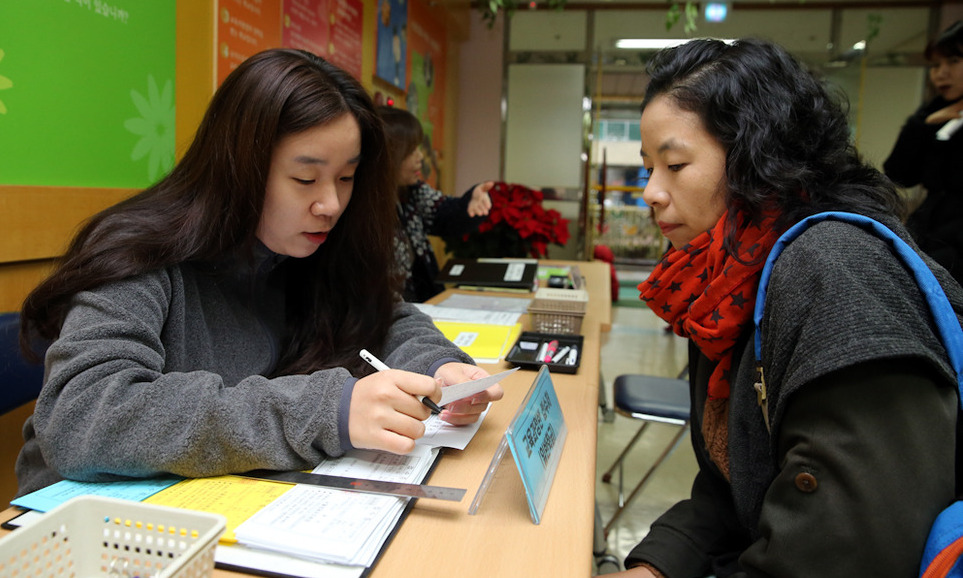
15,247,470,496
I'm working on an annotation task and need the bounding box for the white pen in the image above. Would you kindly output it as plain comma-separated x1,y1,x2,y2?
359,349,443,414
552,345,571,364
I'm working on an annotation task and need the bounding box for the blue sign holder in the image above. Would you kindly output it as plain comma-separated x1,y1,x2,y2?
468,365,567,524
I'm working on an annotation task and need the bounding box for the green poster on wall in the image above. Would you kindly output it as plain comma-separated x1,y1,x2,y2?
0,0,176,188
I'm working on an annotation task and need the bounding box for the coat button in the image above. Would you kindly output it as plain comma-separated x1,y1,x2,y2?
794,472,818,492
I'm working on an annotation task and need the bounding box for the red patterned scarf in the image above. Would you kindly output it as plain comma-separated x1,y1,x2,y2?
639,210,779,477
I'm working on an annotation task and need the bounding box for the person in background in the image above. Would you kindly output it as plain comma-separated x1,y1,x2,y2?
15,49,503,497
884,20,963,286
612,38,961,577
378,105,494,302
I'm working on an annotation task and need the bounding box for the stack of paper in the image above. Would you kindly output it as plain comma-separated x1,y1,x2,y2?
232,446,438,567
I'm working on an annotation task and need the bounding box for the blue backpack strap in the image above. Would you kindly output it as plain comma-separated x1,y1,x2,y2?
921,502,963,577
753,211,963,406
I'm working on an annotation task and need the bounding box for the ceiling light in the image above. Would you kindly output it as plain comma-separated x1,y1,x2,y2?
704,2,728,22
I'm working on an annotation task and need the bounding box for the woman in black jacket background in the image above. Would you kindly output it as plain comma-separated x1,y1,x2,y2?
885,20,963,286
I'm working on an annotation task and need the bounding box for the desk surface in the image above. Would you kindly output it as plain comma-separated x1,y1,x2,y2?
0,259,612,578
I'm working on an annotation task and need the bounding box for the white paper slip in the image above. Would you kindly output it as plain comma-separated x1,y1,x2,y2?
440,367,519,407
419,406,490,450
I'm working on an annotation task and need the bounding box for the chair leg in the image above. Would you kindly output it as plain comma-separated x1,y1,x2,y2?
604,423,690,535
599,370,615,423
594,501,623,573
601,421,650,484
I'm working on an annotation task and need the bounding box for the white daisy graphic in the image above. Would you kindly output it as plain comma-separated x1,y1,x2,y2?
0,49,12,115
124,75,175,182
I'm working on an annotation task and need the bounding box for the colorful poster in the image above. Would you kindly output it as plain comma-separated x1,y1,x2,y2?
375,0,407,88
327,0,364,80
406,0,446,187
0,0,176,187
282,0,328,58
217,0,282,85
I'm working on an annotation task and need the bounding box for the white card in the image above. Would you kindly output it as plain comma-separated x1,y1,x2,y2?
440,368,519,407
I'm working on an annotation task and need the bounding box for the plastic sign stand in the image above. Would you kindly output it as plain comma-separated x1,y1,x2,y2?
469,365,567,524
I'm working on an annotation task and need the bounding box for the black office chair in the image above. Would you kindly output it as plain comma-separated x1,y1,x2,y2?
0,312,46,415
601,368,690,534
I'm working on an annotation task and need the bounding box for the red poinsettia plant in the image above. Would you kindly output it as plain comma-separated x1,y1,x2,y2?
443,182,570,259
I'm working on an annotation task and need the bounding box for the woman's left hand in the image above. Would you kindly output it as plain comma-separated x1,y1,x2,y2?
433,362,504,425
467,181,494,217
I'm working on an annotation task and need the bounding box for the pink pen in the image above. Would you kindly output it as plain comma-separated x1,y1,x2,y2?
542,339,558,362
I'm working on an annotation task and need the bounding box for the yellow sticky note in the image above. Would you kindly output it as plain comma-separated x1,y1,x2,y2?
144,475,292,543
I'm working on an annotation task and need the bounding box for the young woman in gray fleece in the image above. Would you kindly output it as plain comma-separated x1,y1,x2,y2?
15,48,503,496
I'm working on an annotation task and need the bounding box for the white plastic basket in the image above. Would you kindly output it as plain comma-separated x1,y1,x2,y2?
529,287,588,334
0,495,226,578
531,288,589,313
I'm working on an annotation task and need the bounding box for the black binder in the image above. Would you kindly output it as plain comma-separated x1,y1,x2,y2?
436,259,538,291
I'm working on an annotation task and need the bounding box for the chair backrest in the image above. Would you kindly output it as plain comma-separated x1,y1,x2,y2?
0,312,46,415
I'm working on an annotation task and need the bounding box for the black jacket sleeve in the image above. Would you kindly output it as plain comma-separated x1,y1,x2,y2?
428,184,486,238
884,103,942,188
624,464,750,577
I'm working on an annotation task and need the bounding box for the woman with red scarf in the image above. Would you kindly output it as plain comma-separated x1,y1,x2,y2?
612,39,963,577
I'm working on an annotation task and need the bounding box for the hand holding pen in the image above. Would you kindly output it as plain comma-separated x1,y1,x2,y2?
360,349,442,413
349,350,443,454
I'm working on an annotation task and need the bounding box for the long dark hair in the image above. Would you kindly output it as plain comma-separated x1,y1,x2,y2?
22,49,399,374
925,20,963,61
377,105,423,202
641,38,903,246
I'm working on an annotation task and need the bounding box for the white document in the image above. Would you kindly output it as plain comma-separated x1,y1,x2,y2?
414,303,522,326
228,384,503,570
437,293,532,313
215,542,366,578
233,446,437,567
418,405,491,450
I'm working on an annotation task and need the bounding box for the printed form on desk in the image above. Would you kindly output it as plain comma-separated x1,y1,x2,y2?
233,445,438,567
217,406,494,575
436,293,532,313
415,303,523,326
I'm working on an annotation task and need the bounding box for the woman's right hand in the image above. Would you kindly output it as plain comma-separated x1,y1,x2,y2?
925,99,963,124
348,370,442,454
467,181,494,217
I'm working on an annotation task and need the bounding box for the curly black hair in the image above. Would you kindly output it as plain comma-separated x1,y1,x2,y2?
641,38,903,245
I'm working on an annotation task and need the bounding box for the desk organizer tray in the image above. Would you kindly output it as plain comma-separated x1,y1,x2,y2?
505,331,584,374
0,495,226,578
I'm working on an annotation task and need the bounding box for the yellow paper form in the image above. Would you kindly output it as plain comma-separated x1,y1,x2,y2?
433,320,522,363
144,475,291,543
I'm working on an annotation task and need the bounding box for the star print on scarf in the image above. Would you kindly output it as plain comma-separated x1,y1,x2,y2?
638,210,779,477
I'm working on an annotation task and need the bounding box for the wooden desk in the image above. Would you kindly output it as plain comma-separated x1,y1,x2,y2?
0,260,612,578
368,260,609,578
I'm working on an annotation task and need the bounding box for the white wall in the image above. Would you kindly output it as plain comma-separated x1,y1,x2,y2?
504,63,586,188
453,12,505,194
